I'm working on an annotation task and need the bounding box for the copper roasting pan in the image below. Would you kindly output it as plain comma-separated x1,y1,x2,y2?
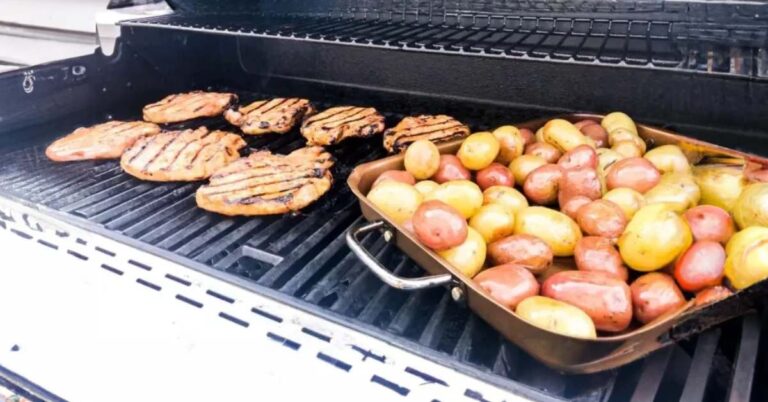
347,114,768,373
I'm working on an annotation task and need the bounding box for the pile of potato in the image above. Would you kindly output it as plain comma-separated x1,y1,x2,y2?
366,112,768,339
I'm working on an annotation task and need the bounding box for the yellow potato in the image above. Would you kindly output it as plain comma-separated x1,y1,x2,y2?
425,180,483,219
493,125,525,165
692,164,747,212
509,154,547,186
457,132,500,170
644,145,691,175
612,140,643,158
602,112,638,136
469,204,515,243
438,227,486,278
542,119,591,152
535,127,545,143
603,187,645,219
515,296,597,339
618,203,692,271
414,180,440,196
725,226,768,289
482,185,529,214
733,183,768,229
514,206,582,257
404,140,440,179
643,172,700,212
367,181,423,224
597,148,623,174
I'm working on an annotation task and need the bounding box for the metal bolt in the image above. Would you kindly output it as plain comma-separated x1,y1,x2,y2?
383,230,394,242
451,286,464,302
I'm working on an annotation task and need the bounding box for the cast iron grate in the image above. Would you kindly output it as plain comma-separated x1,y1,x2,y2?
0,88,764,401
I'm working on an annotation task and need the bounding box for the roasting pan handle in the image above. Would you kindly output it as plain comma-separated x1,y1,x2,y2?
346,220,453,290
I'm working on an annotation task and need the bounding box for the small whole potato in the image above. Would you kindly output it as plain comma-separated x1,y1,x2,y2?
574,236,628,281
457,132,500,170
683,205,735,244
557,144,598,171
644,145,691,175
612,140,643,159
474,264,540,310
606,157,661,193
438,227,486,278
425,180,483,219
476,163,514,190
525,142,562,164
404,140,441,179
542,270,633,332
469,204,516,243
414,180,440,196
542,119,592,152
373,170,416,188
432,154,472,183
515,206,582,257
493,126,525,165
576,200,627,238
733,183,768,229
488,234,553,274
692,164,746,212
597,148,623,174
559,168,602,201
516,296,597,339
367,180,423,224
524,164,563,205
603,187,645,219
694,286,733,306
580,124,609,148
518,127,535,146
630,273,686,324
724,226,768,289
618,203,692,272
574,119,598,130
560,195,592,220
412,200,468,251
510,154,547,186
482,186,528,214
602,112,638,136
643,172,701,212
674,240,725,292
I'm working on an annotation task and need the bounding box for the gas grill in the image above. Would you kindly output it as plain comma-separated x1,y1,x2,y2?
1,0,767,400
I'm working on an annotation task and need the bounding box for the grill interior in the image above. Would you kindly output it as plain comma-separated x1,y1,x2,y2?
1,6,768,400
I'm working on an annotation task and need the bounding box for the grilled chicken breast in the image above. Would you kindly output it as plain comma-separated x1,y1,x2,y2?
301,106,385,146
142,91,237,124
224,98,315,135
383,115,470,153
196,147,334,216
121,127,246,182
46,121,161,162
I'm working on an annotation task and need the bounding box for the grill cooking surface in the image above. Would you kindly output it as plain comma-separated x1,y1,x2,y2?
0,90,765,401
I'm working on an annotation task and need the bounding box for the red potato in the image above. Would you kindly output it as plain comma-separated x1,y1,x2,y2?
523,164,563,205
560,195,592,220
682,205,735,244
606,157,661,193
432,155,472,183
694,286,733,306
476,163,514,190
488,234,554,274
574,236,628,281
630,273,686,324
580,124,609,148
674,241,725,292
574,119,598,130
576,200,627,238
519,128,535,146
525,142,562,164
559,168,602,201
412,200,468,251
474,264,540,309
373,170,416,187
542,270,633,332
557,144,598,171
747,169,768,183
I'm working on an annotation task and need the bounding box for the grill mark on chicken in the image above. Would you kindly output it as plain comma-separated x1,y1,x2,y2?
300,106,385,146
383,115,470,152
196,147,334,216
224,97,314,135
46,120,161,162
162,130,214,171
143,91,237,124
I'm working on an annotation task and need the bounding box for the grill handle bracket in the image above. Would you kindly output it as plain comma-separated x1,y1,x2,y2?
346,220,453,290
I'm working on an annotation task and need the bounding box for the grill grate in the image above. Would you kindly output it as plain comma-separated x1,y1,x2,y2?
0,88,765,401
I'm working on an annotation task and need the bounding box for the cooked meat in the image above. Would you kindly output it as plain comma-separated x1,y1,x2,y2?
121,127,246,182
300,106,385,146
45,121,161,162
142,91,237,124
224,98,315,135
196,147,334,216
383,115,470,153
